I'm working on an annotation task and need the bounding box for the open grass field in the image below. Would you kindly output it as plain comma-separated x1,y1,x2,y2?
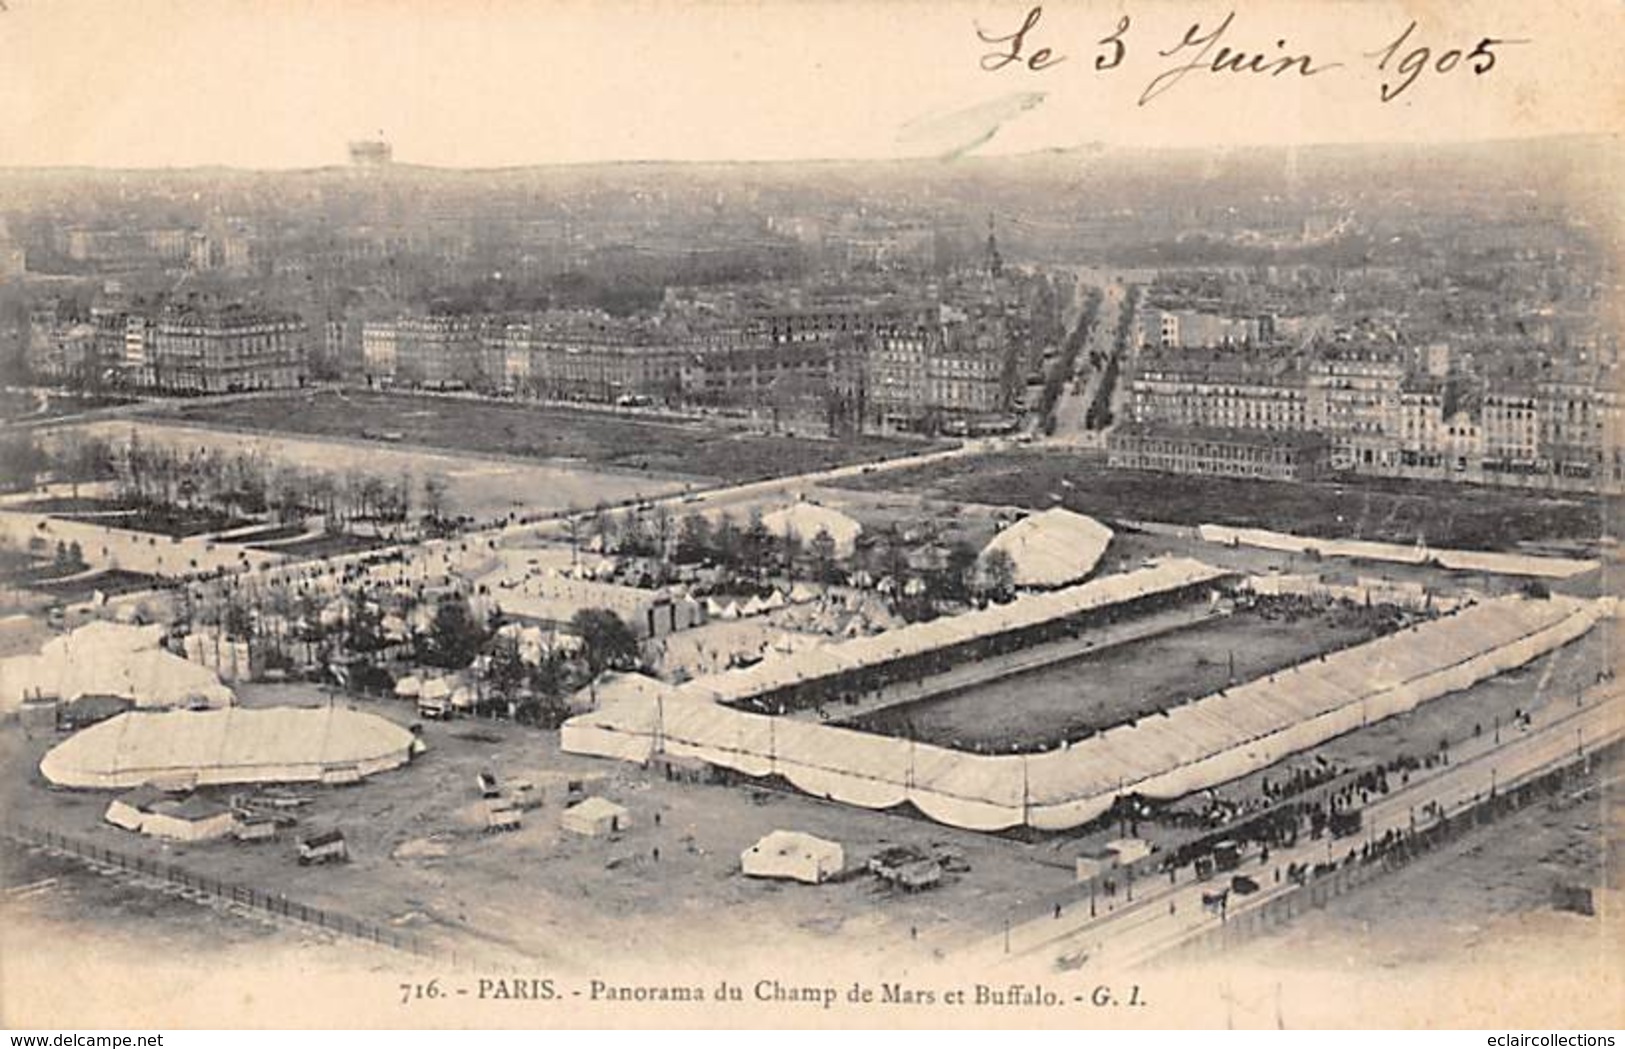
59,505,248,538
69,419,691,521
144,391,930,486
833,449,1618,553
27,568,160,603
845,605,1384,751
250,532,391,558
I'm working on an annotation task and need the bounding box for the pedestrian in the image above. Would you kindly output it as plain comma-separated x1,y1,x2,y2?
1054,903,1062,920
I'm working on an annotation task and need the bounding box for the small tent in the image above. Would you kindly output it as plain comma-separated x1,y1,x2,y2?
741,830,844,884
560,796,628,837
140,795,237,842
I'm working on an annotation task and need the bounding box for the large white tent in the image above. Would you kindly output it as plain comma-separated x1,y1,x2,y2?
41,706,421,789
980,508,1113,589
762,503,863,559
1,622,232,713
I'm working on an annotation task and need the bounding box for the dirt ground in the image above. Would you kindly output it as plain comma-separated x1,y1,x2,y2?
1190,754,1624,1028
4,604,1613,979
0,682,1080,974
848,605,1382,750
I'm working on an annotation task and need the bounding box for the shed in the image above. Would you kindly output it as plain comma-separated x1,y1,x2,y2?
234,813,280,843
486,802,522,833
741,830,844,884
141,795,237,842
560,796,628,837
104,785,166,832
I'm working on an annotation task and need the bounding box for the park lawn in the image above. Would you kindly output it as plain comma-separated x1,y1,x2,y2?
252,532,392,559
58,505,249,538
833,449,1616,552
150,391,930,484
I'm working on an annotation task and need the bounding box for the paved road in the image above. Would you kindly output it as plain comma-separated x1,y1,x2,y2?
1052,282,1128,438
960,679,1625,971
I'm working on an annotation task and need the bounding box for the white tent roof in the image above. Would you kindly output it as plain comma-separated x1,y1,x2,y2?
570,671,679,713
980,508,1113,588
762,504,862,557
564,796,627,824
40,706,418,789
746,829,841,860
2,623,233,713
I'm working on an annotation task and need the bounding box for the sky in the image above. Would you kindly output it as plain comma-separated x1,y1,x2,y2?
0,0,1619,169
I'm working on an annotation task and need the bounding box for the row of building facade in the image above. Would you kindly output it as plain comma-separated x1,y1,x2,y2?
356,296,1019,430
28,303,307,394
1124,345,1623,487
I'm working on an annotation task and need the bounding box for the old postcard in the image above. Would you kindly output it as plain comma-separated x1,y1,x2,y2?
0,0,1620,1030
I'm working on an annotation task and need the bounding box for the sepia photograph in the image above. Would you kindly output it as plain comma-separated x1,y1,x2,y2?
0,0,1620,1032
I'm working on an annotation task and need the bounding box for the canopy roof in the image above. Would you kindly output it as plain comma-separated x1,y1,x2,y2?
2,622,232,713
980,508,1112,588
41,706,417,789
762,504,862,556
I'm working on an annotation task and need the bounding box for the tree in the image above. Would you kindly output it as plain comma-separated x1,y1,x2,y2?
519,652,571,727
345,592,386,654
942,540,981,602
571,608,640,678
648,504,674,557
421,593,487,669
979,548,1017,602
223,599,255,641
780,527,803,580
742,509,772,580
712,512,741,569
485,634,529,703
675,513,712,564
422,475,449,526
809,527,837,583
0,433,47,492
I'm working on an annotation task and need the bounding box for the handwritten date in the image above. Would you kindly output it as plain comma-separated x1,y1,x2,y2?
975,6,1529,106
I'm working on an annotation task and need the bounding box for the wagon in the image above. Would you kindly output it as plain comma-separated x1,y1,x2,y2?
297,829,348,865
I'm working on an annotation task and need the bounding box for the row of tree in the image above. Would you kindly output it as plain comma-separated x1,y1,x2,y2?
13,429,454,530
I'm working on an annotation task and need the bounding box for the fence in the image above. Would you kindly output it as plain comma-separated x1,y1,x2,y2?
1158,745,1614,965
2,822,461,966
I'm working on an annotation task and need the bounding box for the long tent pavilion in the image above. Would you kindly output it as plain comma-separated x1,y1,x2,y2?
680,558,1234,715
563,593,1608,832
41,706,422,789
